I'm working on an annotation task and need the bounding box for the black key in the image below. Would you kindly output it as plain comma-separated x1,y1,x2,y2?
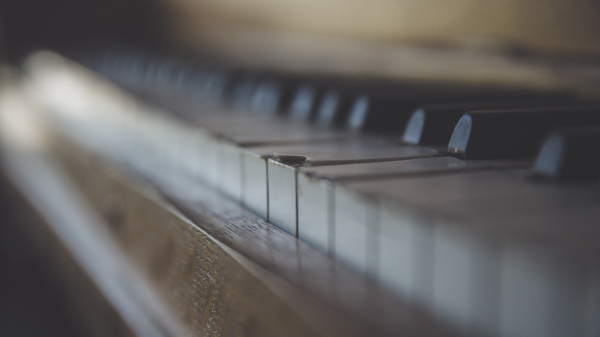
346,86,575,133
534,126,600,181
252,75,330,116
315,80,429,127
346,93,409,131
230,73,261,110
289,77,352,122
247,73,351,116
448,106,600,160
316,88,360,127
289,83,322,121
402,98,578,146
251,77,285,115
189,67,230,107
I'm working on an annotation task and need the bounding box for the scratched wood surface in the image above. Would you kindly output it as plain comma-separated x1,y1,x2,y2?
45,119,457,336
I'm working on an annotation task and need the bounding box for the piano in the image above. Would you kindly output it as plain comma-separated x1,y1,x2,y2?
2,1,600,336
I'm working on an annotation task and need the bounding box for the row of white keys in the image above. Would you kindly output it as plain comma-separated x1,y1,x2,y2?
296,157,527,256
333,169,600,337
215,137,436,226
264,142,439,234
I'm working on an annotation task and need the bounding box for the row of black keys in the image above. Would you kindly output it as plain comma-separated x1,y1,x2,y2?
80,48,600,182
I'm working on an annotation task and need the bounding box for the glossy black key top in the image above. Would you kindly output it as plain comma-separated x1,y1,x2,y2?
230,73,261,110
289,77,351,122
448,106,600,160
316,88,365,127
346,86,570,133
402,98,578,146
534,126,600,181
251,76,306,115
289,83,323,121
252,75,345,117
315,80,427,127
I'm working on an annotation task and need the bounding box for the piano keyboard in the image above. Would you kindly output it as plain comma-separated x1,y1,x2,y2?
18,49,600,337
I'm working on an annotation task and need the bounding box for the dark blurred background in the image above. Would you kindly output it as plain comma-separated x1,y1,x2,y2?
0,0,162,64
0,1,160,335
0,175,86,337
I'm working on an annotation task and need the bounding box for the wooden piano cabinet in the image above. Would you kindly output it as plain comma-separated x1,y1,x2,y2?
0,113,455,336
52,145,328,337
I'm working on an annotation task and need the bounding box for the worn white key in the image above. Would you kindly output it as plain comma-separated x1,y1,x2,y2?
241,149,270,219
269,143,437,235
333,185,379,277
342,170,600,336
297,157,526,255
